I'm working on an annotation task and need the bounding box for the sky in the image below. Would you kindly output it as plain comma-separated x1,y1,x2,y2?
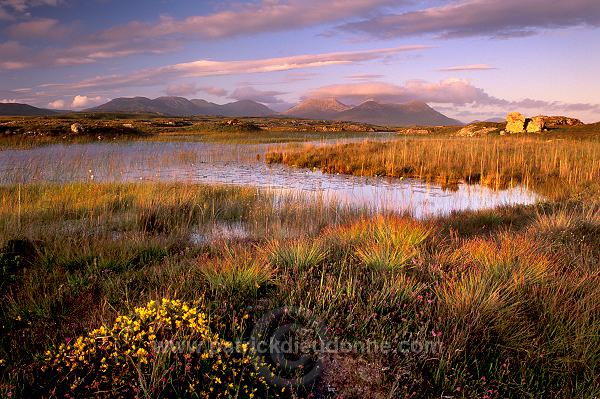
0,0,599,122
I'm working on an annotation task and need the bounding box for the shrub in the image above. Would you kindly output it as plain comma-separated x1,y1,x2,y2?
39,298,283,398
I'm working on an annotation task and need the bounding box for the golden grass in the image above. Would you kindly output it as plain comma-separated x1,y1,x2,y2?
266,136,600,199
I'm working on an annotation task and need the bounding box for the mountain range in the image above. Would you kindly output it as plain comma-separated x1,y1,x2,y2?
1,96,464,126
89,96,275,117
285,98,462,126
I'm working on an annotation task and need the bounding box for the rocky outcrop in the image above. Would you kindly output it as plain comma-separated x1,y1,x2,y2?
526,116,545,133
506,113,584,133
456,124,499,137
506,112,526,133
537,115,583,128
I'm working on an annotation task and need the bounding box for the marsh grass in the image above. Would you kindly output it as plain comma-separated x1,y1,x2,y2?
198,245,276,300
266,135,600,200
264,239,328,272
1,143,600,397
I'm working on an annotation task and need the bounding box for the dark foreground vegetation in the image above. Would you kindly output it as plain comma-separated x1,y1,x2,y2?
0,124,599,398
0,114,388,148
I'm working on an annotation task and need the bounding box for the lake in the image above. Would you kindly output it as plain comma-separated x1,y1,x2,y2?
0,139,540,218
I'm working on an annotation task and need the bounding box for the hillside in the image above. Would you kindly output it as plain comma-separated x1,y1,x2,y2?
283,98,351,119
0,103,59,116
334,100,462,126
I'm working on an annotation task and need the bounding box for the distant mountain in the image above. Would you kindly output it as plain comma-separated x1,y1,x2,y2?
335,100,463,126
284,97,351,119
190,99,221,115
154,96,203,115
89,96,275,117
218,100,275,117
0,103,59,116
485,117,505,123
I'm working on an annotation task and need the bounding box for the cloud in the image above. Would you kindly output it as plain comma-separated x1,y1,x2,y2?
38,46,430,91
165,83,228,97
229,86,287,104
97,0,399,42
7,18,70,40
346,73,384,80
305,79,600,120
337,0,600,39
71,95,105,108
307,79,493,105
0,0,400,68
438,64,496,72
0,0,63,19
0,38,179,70
47,99,64,109
0,41,32,69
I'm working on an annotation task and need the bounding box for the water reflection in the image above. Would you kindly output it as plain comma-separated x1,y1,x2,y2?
0,140,540,217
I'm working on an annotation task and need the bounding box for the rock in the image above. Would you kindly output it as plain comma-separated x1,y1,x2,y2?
535,115,583,128
506,112,526,133
456,124,498,137
507,113,583,133
526,116,545,133
70,123,84,134
122,123,134,128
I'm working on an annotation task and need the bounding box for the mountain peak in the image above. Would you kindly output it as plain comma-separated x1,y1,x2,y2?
284,97,350,119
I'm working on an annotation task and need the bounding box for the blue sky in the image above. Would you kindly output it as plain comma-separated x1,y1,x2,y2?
1,0,599,122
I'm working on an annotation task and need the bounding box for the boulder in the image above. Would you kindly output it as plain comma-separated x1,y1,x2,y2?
505,112,525,133
456,124,498,137
526,116,545,133
70,123,84,134
536,115,583,128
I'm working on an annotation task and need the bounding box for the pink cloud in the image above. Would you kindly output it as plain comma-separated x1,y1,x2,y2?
47,99,64,109
41,46,430,91
307,79,491,105
98,0,400,42
71,95,106,109
346,73,385,80
0,0,401,69
229,86,287,104
338,0,600,39
438,64,497,72
7,18,70,40
165,83,228,97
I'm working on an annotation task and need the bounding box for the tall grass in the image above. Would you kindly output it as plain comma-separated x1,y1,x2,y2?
1,155,600,397
266,136,600,199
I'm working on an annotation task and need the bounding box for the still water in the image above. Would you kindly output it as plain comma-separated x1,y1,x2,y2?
0,140,540,218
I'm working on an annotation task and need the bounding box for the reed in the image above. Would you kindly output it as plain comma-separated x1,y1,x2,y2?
266,136,600,200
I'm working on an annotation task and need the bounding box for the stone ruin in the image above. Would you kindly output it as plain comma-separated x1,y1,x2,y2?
505,112,583,134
